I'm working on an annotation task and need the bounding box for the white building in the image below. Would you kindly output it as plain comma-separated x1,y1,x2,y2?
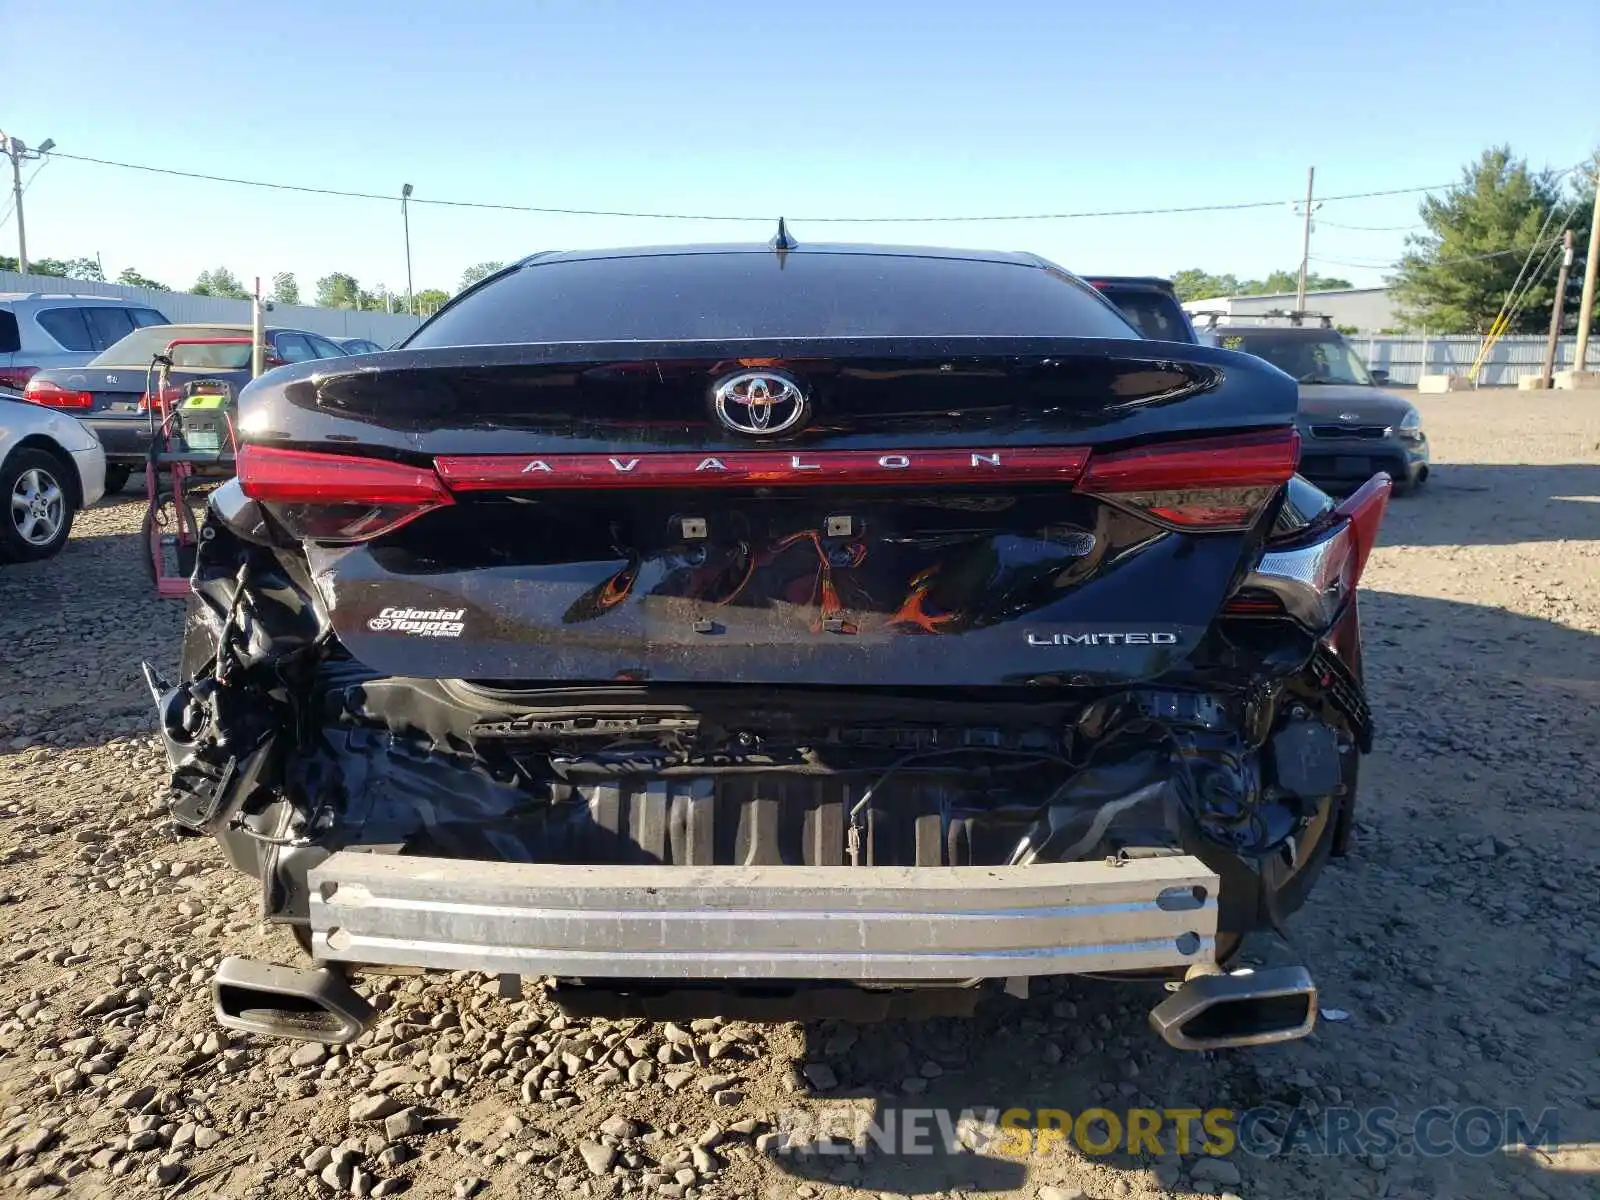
1183,287,1399,334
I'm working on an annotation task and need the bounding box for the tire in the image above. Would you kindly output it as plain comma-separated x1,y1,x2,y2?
1393,466,1428,497
103,464,132,495
1,448,76,563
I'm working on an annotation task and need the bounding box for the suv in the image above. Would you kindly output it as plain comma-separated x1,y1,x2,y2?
1086,277,1200,343
0,294,171,392
1209,322,1429,494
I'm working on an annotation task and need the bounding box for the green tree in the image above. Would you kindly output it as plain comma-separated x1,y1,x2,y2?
1171,270,1241,302
117,267,169,291
315,272,365,309
1391,146,1587,334
364,284,402,312
192,267,249,299
27,258,70,278
0,254,16,272
1172,267,1353,301
1239,270,1352,296
61,257,104,281
271,272,301,305
459,261,505,292
413,287,450,315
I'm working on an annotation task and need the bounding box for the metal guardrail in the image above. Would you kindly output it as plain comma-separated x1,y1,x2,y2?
1356,334,1599,386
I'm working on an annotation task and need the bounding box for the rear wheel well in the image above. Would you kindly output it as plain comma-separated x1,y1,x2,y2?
3,436,82,509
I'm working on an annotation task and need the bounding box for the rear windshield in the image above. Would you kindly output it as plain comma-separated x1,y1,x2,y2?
92,326,253,369
407,252,1141,345
1222,331,1372,386
1097,287,1195,343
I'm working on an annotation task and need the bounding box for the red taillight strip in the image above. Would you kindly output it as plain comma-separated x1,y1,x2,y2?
433,447,1091,491
237,445,453,506
1079,427,1300,492
1332,471,1392,581
23,379,94,410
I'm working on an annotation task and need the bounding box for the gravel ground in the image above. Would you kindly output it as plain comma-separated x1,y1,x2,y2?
1,392,1597,1200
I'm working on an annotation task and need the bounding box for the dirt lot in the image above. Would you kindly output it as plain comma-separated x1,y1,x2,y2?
1,392,1597,1200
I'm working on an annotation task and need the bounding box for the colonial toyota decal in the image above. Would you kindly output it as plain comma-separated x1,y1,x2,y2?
366,606,466,638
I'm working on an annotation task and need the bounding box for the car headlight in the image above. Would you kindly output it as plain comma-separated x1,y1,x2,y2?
1397,408,1425,440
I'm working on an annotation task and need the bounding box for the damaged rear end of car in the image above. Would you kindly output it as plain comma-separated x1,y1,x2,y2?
144,244,1390,1050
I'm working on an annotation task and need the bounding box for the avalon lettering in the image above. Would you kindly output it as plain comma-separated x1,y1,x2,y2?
489,448,1048,483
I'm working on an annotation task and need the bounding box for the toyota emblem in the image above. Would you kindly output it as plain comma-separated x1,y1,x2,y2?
711,370,809,436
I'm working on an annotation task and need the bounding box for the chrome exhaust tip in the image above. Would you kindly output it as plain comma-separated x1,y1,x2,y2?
1149,965,1317,1051
212,956,374,1045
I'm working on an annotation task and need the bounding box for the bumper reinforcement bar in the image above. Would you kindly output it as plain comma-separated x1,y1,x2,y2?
307,852,1219,982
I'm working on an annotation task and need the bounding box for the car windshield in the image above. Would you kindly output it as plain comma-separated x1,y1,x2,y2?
1098,287,1193,342
91,326,253,369
409,251,1140,344
1225,331,1373,385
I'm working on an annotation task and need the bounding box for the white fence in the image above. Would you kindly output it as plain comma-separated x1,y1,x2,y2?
1356,334,1600,387
0,271,423,344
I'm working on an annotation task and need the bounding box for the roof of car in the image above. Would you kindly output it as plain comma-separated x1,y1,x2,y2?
0,292,165,304
1081,276,1178,291
1212,325,1344,338
510,242,1053,270
135,322,326,334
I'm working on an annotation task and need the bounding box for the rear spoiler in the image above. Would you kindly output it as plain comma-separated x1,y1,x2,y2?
244,335,1293,443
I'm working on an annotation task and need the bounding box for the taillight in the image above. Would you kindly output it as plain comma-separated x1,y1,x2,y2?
23,378,94,409
1079,428,1300,530
237,445,454,542
1333,473,1389,582
1241,472,1393,629
137,386,183,413
0,366,40,391
1222,594,1286,615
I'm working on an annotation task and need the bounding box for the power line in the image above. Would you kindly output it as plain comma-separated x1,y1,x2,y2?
1312,239,1565,270
47,148,1469,224
1315,219,1426,232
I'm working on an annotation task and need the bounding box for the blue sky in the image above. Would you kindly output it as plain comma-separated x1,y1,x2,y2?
3,0,1594,299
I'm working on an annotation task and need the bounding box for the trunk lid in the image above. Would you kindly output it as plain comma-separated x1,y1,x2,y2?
238,338,1298,687
29,365,251,416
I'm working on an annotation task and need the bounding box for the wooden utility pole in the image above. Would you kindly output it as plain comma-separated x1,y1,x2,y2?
0,132,54,275
1541,230,1575,388
1295,167,1316,314
1573,171,1600,375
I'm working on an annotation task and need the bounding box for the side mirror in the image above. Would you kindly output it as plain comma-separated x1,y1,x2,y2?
1369,368,1389,385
